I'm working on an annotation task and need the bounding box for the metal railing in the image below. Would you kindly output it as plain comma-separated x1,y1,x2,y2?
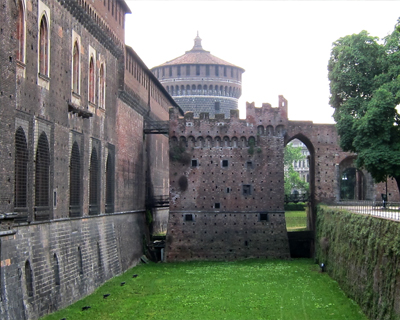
330,200,400,221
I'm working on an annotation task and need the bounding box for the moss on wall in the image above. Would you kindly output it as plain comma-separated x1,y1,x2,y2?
315,206,400,320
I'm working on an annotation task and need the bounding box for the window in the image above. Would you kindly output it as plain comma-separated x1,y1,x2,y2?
224,66,227,77
15,127,28,208
78,246,83,275
260,213,268,221
222,160,228,167
35,132,50,209
177,66,181,76
214,102,220,111
215,203,220,209
17,0,25,62
186,65,190,76
191,159,198,167
39,15,49,76
105,151,114,213
69,141,81,217
242,185,252,196
206,65,210,76
25,260,34,297
72,41,80,93
99,63,105,108
53,253,60,286
215,66,219,76
89,146,99,215
184,214,193,222
196,65,200,76
89,57,95,103
97,242,102,268
169,66,172,77
226,188,230,194
246,161,253,169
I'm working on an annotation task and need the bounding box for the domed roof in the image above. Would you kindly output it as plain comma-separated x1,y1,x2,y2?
154,33,244,71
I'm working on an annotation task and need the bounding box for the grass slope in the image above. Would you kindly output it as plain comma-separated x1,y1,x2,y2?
42,259,366,320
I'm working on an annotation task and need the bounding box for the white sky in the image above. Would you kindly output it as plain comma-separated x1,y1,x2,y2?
124,1,400,124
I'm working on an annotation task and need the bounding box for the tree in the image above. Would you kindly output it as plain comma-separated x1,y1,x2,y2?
328,22,400,191
284,143,309,194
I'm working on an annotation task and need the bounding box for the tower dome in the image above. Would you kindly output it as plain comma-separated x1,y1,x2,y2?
151,33,245,118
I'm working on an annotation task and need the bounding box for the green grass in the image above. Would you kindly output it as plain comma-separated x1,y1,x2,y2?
286,210,307,231
42,259,367,320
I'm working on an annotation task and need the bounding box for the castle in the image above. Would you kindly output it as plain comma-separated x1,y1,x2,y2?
1,1,399,319
0,1,179,319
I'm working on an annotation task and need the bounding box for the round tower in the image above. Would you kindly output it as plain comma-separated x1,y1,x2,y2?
151,33,245,118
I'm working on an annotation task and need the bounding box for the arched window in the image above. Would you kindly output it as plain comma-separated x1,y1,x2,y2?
99,63,105,108
17,0,25,62
39,15,49,75
15,127,28,208
35,132,50,208
97,242,102,268
25,260,34,297
77,246,83,275
105,152,114,213
53,253,60,286
89,57,95,103
89,147,99,215
72,41,80,93
69,141,81,217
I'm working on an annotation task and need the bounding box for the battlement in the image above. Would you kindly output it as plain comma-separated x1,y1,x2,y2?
169,96,288,140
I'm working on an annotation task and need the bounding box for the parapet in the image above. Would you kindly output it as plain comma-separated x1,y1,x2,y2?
245,96,289,126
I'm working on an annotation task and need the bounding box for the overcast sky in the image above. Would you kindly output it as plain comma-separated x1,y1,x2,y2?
124,1,400,124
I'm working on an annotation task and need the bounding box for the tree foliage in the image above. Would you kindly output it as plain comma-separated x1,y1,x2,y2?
284,143,309,194
328,21,400,190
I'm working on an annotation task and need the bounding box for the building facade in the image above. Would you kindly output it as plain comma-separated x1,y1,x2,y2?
151,34,245,118
0,1,179,319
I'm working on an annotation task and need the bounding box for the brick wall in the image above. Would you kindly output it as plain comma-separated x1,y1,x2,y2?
166,100,291,261
0,1,171,319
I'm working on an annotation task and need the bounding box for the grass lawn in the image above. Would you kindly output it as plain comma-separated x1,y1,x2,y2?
42,259,367,320
286,210,308,231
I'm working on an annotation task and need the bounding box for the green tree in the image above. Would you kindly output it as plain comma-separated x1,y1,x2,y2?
328,23,400,190
284,143,309,194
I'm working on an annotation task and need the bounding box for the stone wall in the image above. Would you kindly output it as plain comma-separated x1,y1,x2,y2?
0,0,173,319
315,206,400,320
166,99,291,261
0,213,145,320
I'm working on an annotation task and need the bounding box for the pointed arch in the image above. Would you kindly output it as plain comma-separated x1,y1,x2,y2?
15,127,28,208
53,253,60,286
99,63,105,108
89,146,99,215
72,41,80,93
105,150,115,213
25,260,34,297
69,141,81,217
17,0,26,62
89,56,95,103
39,14,49,75
35,132,50,208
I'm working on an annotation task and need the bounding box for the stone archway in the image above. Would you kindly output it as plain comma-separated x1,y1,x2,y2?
285,133,316,232
337,156,374,201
